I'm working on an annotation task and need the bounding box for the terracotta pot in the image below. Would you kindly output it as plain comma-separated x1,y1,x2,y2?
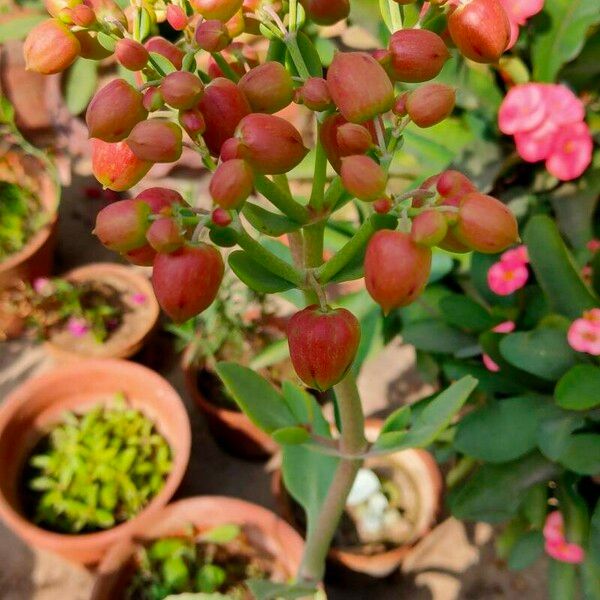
273,419,443,578
182,350,278,459
0,150,59,337
44,263,160,362
0,359,191,565
92,496,305,600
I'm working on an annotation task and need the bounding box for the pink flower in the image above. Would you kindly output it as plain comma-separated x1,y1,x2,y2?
543,511,585,564
567,317,600,356
487,260,529,295
545,85,586,126
514,119,558,162
498,83,547,135
500,0,544,25
33,277,51,295
493,320,516,334
130,292,147,305
583,308,600,325
501,245,529,265
66,317,89,337
587,239,600,254
482,353,500,372
545,121,593,181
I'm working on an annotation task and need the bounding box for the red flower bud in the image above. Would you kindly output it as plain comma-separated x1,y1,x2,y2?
411,210,448,246
143,87,164,112
136,187,185,211
406,83,455,128
115,38,149,71
392,93,408,116
93,199,151,252
447,0,510,63
86,79,147,142
91,138,152,191
238,62,294,114
235,113,308,174
300,0,350,25
209,159,254,209
336,123,373,156
327,52,394,123
195,19,231,52
373,198,392,214
166,4,188,30
436,170,476,206
198,77,251,156
144,36,184,70
365,230,432,313
126,119,183,163
220,137,244,161
161,71,204,110
454,192,518,253
212,207,232,226
287,305,360,391
71,4,96,26
225,9,245,37
146,217,183,253
190,0,243,21
73,30,111,60
296,77,333,112
179,108,206,139
23,19,80,75
84,0,127,28
44,0,80,17
124,245,157,266
340,155,386,201
388,29,449,82
152,244,225,321
438,227,471,253
320,113,377,172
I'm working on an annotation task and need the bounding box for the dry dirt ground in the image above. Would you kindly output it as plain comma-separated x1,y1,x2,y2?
0,173,548,599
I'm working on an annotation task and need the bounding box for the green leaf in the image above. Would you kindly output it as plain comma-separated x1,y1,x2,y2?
64,59,98,116
439,294,496,332
378,0,402,33
581,556,600,600
245,580,318,600
499,328,580,381
249,339,289,370
0,14,45,42
148,51,178,74
228,250,294,293
590,500,600,566
402,320,478,355
215,363,296,433
0,95,15,125
97,31,116,52
242,203,301,236
449,452,559,523
272,426,310,445
454,396,551,463
293,32,323,77
508,530,544,571
555,365,600,410
196,564,226,594
199,523,241,544
548,559,577,600
524,215,598,319
381,405,411,434
531,0,600,82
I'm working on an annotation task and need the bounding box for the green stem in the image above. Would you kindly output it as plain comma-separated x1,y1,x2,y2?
254,174,310,224
323,176,349,212
309,132,328,213
235,227,305,287
210,52,240,82
289,0,298,31
284,32,311,80
298,370,366,583
303,222,325,268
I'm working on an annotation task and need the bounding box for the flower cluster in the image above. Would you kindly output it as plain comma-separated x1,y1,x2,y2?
567,308,600,356
543,511,585,564
487,244,529,296
498,83,592,181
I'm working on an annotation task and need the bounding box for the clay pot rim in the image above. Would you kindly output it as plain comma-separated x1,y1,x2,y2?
0,151,59,275
0,359,191,548
45,262,160,359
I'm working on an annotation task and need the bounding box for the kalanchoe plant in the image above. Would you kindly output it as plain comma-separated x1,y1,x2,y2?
26,395,172,533
24,0,525,592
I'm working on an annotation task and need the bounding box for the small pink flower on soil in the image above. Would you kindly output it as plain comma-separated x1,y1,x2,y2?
587,239,600,253
492,320,516,334
130,292,147,305
545,121,593,181
33,277,51,294
482,353,500,372
498,83,546,135
501,245,529,265
487,260,529,295
567,317,600,356
67,317,90,337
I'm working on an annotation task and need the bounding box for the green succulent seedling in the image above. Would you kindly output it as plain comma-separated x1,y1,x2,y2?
27,394,172,533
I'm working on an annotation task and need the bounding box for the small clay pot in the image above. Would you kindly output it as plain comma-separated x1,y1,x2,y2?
182,349,278,459
44,263,160,362
92,496,305,600
0,148,59,338
273,419,442,578
0,360,191,565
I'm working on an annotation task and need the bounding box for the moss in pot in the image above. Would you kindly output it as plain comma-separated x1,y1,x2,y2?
22,394,172,535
